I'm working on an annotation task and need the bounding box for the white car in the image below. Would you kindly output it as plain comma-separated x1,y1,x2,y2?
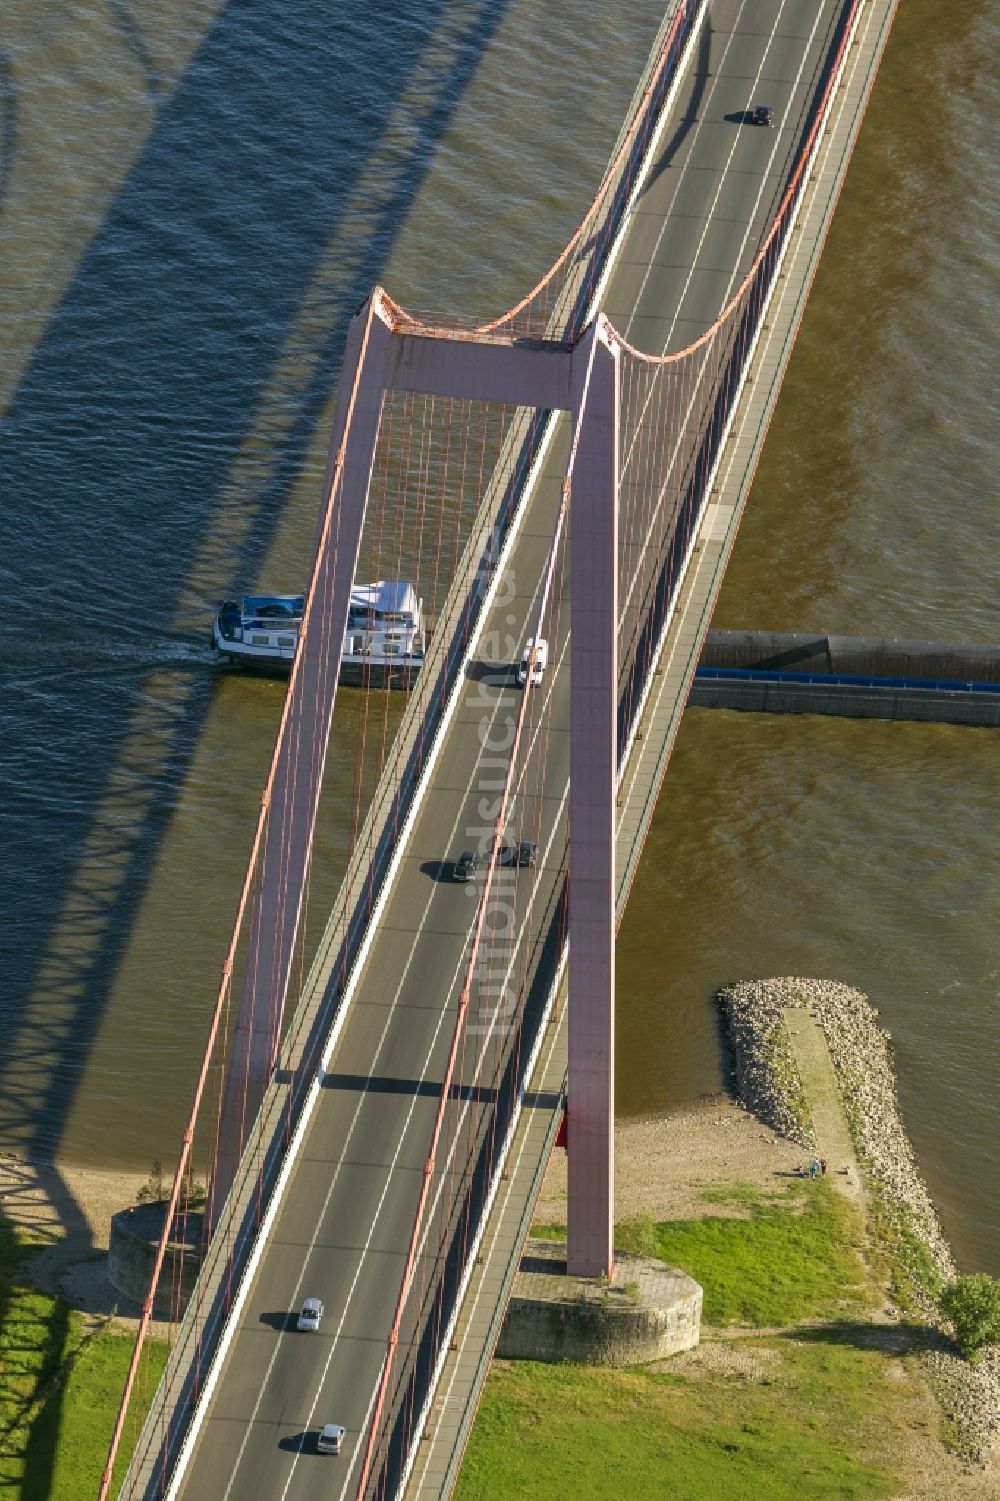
296,1296,324,1332
517,637,548,686
317,1422,346,1454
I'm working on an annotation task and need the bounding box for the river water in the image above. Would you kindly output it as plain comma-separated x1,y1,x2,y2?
0,0,996,1272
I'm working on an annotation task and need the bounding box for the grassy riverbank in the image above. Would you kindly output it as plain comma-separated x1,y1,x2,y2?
0,1221,167,1499
458,1343,899,1501
614,1179,869,1325
458,1173,993,1500
0,1057,992,1496
457,985,999,1499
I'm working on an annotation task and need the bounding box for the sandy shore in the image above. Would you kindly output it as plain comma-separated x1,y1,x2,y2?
532,994,997,1501
0,1099,817,1328
0,1154,151,1323
534,1094,808,1225
1,999,995,1497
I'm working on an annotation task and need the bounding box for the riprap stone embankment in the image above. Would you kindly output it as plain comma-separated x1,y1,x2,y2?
719,977,999,1464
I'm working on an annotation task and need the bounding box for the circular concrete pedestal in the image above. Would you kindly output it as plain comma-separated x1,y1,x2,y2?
497,1237,702,1365
108,1202,203,1316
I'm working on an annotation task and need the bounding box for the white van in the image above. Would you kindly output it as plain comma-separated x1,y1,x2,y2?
517,637,549,686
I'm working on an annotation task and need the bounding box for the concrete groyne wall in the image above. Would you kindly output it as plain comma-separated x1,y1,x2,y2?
691,631,1000,725
700,630,1000,680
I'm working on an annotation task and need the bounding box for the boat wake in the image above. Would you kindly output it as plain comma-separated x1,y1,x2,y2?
11,635,223,685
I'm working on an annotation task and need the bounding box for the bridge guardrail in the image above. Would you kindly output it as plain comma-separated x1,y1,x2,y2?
120,0,878,1490
615,0,866,784
121,410,554,1501
121,6,706,1490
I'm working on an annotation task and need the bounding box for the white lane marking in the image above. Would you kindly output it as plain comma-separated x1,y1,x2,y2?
164,407,565,1501
615,0,813,641
194,4,854,1491
613,0,830,675
283,632,576,1500
615,0,876,828
410,969,566,1501
688,0,879,569
610,0,775,639
420,4,863,1489
326,777,572,1501
620,0,792,356
222,634,571,1498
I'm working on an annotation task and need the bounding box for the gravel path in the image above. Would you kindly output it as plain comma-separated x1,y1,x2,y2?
782,1007,864,1210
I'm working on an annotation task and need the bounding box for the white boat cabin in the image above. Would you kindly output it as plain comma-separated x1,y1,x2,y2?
213,580,425,680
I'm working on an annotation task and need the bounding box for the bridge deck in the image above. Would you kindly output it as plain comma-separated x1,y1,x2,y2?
157,1,901,1497
406,0,902,1492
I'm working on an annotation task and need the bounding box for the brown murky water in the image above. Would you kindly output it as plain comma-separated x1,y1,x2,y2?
1,0,996,1272
618,0,1000,1273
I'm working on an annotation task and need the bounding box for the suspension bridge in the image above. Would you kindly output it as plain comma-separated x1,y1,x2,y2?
100,0,901,1496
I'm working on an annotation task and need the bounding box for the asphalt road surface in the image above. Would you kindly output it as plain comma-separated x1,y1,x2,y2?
176,2,847,1496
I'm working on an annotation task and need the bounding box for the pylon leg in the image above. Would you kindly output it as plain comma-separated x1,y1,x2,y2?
568,320,619,1279
210,295,394,1224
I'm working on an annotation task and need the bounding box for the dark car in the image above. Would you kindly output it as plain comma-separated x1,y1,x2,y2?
752,104,774,126
497,840,538,869
454,850,481,882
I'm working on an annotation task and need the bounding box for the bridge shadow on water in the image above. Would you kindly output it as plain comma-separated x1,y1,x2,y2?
0,0,511,1288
